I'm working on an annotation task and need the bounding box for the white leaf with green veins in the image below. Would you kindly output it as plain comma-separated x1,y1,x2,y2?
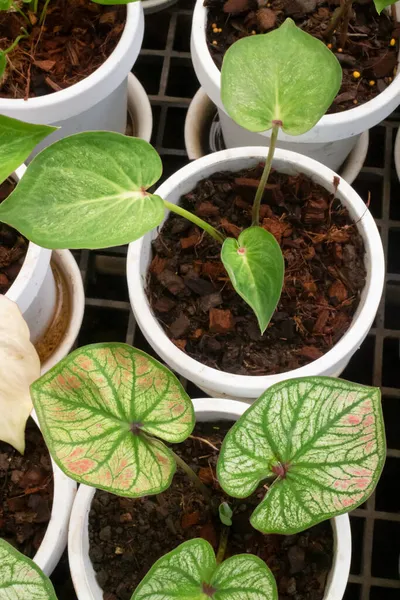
131,538,277,600
221,18,342,135
217,377,386,534
0,539,57,599
0,133,165,249
0,295,41,453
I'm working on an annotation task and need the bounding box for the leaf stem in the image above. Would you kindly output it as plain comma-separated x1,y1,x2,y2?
39,0,51,25
171,449,211,499
12,3,30,25
252,123,280,226
216,526,230,564
323,0,353,41
163,200,225,244
3,29,29,55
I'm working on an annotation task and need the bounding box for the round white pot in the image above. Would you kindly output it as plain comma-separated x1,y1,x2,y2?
127,73,153,142
127,147,384,401
394,126,400,180
40,249,85,374
184,88,369,185
0,3,144,158
68,398,352,600
32,411,77,575
143,0,177,14
190,1,400,171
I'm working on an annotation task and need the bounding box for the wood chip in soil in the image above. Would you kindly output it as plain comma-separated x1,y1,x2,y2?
0,0,125,99
0,179,28,294
88,422,333,600
146,165,366,376
0,418,54,559
205,0,398,112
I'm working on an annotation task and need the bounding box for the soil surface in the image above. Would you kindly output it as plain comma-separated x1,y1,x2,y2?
0,179,28,294
0,0,125,99
89,422,334,600
146,166,366,376
0,418,54,559
205,0,399,112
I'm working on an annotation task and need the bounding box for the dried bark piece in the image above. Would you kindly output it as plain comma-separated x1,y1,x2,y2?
157,270,186,296
223,0,251,13
220,217,241,238
328,280,348,304
196,201,220,218
256,7,276,31
169,314,190,338
209,308,235,333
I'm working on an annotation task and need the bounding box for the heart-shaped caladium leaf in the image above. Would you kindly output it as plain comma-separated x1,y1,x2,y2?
131,538,277,600
0,538,57,599
0,115,56,184
221,226,284,333
373,0,396,13
217,377,386,534
0,295,41,453
221,18,341,136
0,133,165,249
31,343,195,496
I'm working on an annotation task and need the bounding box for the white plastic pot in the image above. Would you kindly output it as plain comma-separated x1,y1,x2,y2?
190,1,400,171
184,87,369,185
40,249,85,374
127,73,153,142
127,147,384,401
32,411,77,575
143,0,177,14
394,126,400,180
68,398,352,600
0,3,144,157
5,167,84,357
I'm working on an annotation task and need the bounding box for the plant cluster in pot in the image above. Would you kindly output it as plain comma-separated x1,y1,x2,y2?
0,21,385,401
0,295,76,577
0,0,144,156
0,116,84,367
0,341,385,600
190,0,400,171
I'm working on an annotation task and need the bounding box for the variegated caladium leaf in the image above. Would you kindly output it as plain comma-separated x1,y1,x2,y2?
0,539,57,599
217,377,386,534
31,343,195,497
0,295,41,453
131,538,277,600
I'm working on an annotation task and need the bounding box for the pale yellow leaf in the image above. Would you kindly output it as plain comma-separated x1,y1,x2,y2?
0,295,41,453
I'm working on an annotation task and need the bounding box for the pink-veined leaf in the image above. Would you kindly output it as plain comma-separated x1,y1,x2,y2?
217,377,386,534
31,343,195,496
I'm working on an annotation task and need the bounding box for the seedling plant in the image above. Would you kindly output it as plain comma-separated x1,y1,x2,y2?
0,339,386,599
1,19,345,336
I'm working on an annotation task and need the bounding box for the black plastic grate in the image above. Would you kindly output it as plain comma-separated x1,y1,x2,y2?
54,2,400,598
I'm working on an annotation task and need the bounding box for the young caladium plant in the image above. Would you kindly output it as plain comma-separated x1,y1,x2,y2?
30,342,196,496
217,377,386,534
0,539,57,600
131,538,278,600
0,114,56,183
0,295,41,453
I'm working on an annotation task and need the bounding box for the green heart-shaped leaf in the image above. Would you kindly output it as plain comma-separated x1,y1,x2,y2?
0,0,12,10
31,343,195,496
221,226,284,334
221,18,342,135
373,0,396,13
0,115,56,184
0,538,57,599
131,538,277,600
217,377,386,534
0,132,165,249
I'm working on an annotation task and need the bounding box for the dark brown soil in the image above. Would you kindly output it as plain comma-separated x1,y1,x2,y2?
205,0,399,112
0,418,54,559
0,179,28,294
146,166,366,376
89,422,333,600
0,0,125,99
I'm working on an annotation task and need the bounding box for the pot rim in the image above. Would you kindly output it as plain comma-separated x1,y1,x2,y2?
127,146,384,398
0,2,143,115
190,0,400,141
31,410,77,575
68,398,351,600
